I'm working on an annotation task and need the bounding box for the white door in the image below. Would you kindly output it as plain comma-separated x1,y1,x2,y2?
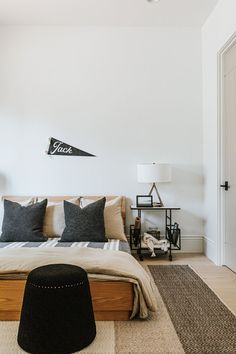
223,41,236,272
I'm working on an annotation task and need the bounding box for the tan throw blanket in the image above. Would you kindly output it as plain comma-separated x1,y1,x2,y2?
0,247,158,319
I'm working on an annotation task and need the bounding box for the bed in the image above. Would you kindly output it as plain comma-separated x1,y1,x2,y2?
0,196,157,321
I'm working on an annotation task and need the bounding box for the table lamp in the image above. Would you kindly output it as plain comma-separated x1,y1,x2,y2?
137,163,171,207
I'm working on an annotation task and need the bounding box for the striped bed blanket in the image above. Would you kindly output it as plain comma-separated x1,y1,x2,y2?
0,239,130,253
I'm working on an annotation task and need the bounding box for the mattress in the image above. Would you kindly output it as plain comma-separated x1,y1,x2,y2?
0,238,130,253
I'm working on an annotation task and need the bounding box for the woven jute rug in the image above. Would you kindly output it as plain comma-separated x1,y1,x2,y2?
148,265,236,354
1,265,235,354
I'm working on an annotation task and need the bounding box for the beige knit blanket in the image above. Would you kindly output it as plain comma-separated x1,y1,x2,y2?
0,247,158,319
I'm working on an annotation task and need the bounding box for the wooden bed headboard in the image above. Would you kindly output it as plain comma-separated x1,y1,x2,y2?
2,196,126,225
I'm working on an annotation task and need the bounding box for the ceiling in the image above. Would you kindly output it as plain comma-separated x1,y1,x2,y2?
0,0,219,27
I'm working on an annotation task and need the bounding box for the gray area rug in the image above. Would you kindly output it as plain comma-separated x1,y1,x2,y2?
148,265,236,354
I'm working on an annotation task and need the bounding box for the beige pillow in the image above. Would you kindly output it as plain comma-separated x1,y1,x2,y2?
42,198,80,238
80,196,126,241
0,197,34,233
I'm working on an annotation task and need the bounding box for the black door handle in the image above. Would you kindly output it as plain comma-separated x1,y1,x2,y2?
220,181,230,191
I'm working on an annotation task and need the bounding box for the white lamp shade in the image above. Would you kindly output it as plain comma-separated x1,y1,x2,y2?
137,163,171,183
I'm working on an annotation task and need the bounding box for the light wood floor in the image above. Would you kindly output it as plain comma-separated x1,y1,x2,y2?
139,253,236,315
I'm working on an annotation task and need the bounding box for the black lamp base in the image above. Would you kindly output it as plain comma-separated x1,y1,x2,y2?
148,183,164,207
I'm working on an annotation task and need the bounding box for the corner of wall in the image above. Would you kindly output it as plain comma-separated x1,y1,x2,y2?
204,236,217,264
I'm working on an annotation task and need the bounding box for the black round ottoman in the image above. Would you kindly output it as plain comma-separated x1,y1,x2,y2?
17,264,96,354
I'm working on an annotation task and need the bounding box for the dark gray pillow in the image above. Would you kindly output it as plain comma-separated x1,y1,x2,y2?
60,197,107,242
0,199,48,242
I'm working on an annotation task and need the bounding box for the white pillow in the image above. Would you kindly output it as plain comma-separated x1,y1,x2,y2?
42,198,80,238
80,196,126,241
0,197,34,234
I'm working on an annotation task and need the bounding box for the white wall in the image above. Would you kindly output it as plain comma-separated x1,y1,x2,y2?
202,0,236,263
0,26,203,245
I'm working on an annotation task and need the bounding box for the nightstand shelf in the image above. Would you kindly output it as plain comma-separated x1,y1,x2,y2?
130,205,181,261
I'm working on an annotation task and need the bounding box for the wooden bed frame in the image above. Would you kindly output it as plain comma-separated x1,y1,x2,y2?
0,196,134,321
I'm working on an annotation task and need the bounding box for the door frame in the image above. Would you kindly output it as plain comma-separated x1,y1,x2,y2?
217,32,236,266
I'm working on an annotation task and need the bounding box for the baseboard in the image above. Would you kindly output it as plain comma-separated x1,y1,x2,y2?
174,235,204,253
203,236,217,263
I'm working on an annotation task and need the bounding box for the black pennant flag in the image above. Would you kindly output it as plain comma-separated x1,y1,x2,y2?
47,137,95,157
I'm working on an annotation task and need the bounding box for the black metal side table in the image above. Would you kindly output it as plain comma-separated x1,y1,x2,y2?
130,206,181,261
